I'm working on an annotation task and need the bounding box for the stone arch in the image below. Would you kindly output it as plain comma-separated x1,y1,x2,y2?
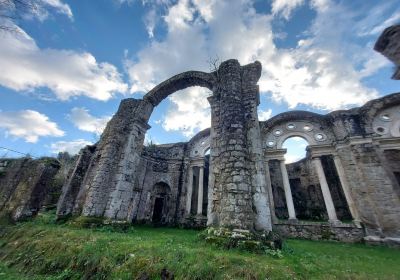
281,135,309,162
359,92,400,135
188,128,211,158
143,71,215,107
261,111,334,150
278,133,312,149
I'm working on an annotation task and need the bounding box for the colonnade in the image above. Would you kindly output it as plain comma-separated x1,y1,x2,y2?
265,146,360,224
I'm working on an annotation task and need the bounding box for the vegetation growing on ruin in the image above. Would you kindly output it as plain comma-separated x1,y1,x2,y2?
0,211,399,280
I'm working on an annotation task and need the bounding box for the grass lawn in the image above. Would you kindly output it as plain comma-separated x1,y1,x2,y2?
0,211,399,280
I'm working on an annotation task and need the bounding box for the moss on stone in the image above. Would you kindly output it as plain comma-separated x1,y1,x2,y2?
199,227,283,254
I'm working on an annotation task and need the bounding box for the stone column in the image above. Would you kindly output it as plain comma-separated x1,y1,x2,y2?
333,154,360,224
197,166,204,215
186,166,193,215
279,160,297,220
312,157,339,223
264,160,277,223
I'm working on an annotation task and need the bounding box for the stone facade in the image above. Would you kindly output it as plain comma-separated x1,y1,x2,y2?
54,57,400,245
0,157,61,221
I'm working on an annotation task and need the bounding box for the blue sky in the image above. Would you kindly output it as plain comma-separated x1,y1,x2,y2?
0,0,399,161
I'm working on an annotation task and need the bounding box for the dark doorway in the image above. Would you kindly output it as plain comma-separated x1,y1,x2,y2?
152,197,164,223
151,182,171,224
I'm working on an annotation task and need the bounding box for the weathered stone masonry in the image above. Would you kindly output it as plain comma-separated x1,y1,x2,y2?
0,157,61,221
55,57,400,245
57,59,272,232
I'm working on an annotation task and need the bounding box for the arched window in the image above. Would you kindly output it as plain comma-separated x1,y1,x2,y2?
282,136,308,163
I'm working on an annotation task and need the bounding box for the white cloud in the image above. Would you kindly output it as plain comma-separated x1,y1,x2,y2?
283,136,307,163
50,139,93,155
69,108,111,135
144,8,157,38
0,110,64,143
41,0,73,20
0,25,128,101
258,109,272,121
271,0,305,20
0,0,73,22
126,0,393,136
162,87,211,137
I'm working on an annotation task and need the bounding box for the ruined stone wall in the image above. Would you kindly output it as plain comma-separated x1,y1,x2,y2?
53,58,400,244
274,221,364,243
56,145,97,217
133,143,187,225
374,25,400,79
0,157,60,221
261,92,400,243
270,155,351,222
336,142,400,237
285,157,327,221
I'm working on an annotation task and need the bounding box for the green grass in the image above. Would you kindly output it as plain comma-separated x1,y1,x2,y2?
0,211,399,280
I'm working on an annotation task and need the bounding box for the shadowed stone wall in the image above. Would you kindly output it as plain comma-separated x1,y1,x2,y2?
0,157,61,221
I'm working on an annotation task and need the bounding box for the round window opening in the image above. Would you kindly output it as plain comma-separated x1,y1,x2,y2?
287,123,296,129
380,114,391,122
303,124,313,131
267,141,275,147
274,129,282,136
201,141,205,145
314,133,326,141
376,127,386,134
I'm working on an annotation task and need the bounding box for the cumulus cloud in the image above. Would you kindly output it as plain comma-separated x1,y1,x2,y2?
69,108,111,135
0,110,64,143
0,25,128,101
0,0,73,22
271,0,305,20
40,0,73,20
258,109,272,121
126,0,393,136
50,139,93,155
162,87,211,137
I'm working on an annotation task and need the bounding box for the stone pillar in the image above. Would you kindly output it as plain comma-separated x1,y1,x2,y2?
264,160,277,223
312,157,339,223
186,166,193,215
205,59,272,231
333,154,360,224
279,160,297,220
82,99,153,219
197,166,204,215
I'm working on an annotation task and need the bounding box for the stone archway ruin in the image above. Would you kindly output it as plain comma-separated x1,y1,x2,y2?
57,59,272,232
56,58,400,245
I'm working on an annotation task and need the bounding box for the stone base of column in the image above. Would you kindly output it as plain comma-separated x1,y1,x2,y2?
287,218,298,224
352,219,362,228
183,215,207,229
200,227,283,252
328,219,341,226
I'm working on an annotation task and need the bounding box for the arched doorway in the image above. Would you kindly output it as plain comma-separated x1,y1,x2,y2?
151,182,171,224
